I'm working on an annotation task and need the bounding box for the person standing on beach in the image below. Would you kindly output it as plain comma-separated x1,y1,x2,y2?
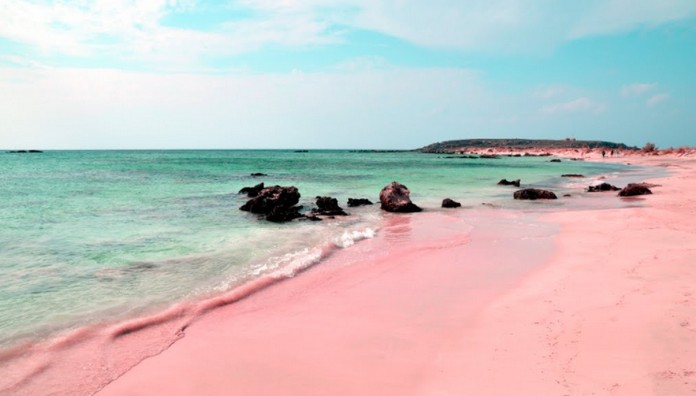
602,150,606,158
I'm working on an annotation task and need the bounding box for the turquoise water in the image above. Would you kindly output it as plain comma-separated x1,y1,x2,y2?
0,150,632,346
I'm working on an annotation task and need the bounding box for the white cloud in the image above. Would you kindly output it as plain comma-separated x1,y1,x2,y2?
1,0,695,70
534,86,567,99
621,82,657,97
646,93,669,107
570,0,696,39
541,97,605,114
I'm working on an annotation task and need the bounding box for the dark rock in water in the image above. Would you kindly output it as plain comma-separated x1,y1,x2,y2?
549,159,562,162
312,196,348,216
347,198,373,207
563,194,572,197
498,179,521,187
250,173,267,177
479,154,499,159
587,183,620,192
28,150,43,153
266,205,304,223
441,198,461,208
240,185,300,215
238,182,265,197
561,174,585,178
379,182,422,213
618,183,653,197
513,188,558,200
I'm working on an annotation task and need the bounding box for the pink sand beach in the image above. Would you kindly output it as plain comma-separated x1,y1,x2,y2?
91,153,696,395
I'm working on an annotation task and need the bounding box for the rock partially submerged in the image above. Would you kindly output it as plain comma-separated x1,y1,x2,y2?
347,198,373,207
312,196,348,216
498,179,521,187
561,174,585,178
238,182,265,197
240,185,303,222
441,198,461,208
618,183,653,197
250,172,267,177
587,183,620,192
549,159,562,163
513,188,558,200
479,154,499,159
379,182,422,213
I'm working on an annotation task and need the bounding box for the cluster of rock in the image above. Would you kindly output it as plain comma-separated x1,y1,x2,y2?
237,181,421,222
237,173,656,222
586,182,653,196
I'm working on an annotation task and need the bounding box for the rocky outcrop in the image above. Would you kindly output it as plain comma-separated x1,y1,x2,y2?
240,185,302,222
561,174,585,178
587,183,620,192
618,183,653,197
379,182,422,213
513,188,558,200
312,196,348,216
238,182,265,197
347,198,373,207
498,179,521,187
441,198,461,208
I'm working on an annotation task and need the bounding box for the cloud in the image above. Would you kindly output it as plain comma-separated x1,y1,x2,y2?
533,86,567,99
570,0,696,38
646,93,669,107
541,97,605,114
621,82,657,97
1,1,695,70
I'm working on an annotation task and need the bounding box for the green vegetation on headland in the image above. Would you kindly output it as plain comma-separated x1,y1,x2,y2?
418,139,632,153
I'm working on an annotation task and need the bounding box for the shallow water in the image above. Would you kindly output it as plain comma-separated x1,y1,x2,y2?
0,150,647,347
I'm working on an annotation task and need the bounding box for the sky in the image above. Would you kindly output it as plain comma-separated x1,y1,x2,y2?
0,0,694,150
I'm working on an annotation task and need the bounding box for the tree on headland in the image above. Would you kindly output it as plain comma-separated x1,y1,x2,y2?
642,142,657,153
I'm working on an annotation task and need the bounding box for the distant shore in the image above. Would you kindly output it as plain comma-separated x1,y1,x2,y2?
93,151,696,395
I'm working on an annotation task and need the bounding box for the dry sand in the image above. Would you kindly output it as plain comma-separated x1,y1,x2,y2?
98,154,696,396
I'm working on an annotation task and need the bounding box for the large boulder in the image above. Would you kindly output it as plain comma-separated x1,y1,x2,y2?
312,196,348,216
347,198,373,207
238,182,264,197
587,183,620,192
379,182,422,213
618,183,653,197
240,185,300,214
442,198,461,208
513,189,558,200
498,179,520,187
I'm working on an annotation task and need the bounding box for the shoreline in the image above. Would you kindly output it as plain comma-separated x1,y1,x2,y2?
97,154,695,395
2,151,693,395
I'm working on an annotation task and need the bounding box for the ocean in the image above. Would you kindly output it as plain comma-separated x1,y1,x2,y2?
0,149,641,349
